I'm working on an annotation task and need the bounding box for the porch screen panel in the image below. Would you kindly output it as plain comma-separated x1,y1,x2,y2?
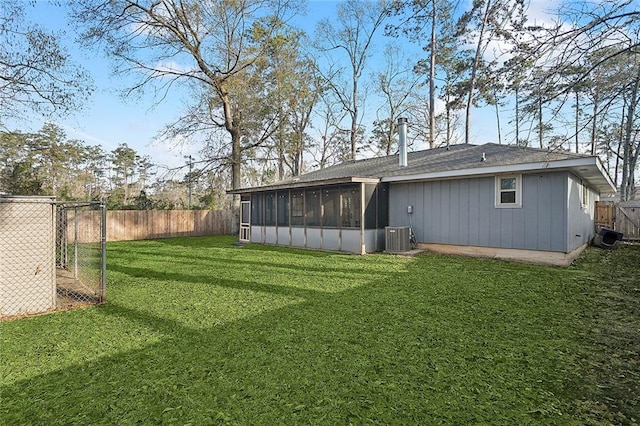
341,185,361,228
377,183,389,228
364,184,377,229
241,198,251,224
277,190,289,226
305,189,321,227
251,193,263,226
291,190,304,226
264,192,276,226
322,187,340,227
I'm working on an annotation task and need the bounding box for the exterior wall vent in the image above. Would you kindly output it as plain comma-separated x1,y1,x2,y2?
385,226,411,253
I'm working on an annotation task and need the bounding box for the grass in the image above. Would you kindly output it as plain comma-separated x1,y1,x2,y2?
1,236,638,425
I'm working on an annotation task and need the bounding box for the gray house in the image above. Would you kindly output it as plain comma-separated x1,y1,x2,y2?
230,140,616,266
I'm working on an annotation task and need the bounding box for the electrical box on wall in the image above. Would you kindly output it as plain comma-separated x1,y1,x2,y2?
407,205,413,214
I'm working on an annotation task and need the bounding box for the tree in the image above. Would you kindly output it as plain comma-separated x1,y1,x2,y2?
79,145,107,201
620,60,640,201
0,131,42,194
369,44,422,155
388,0,459,149
315,0,391,160
110,143,138,207
519,0,639,195
0,0,91,120
526,0,640,102
308,88,351,170
252,26,320,180
0,123,105,200
455,0,523,144
72,0,302,231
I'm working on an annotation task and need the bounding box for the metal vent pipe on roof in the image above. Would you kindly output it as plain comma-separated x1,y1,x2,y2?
398,117,408,167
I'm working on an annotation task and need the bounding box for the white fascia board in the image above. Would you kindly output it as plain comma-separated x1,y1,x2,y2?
382,156,617,194
594,157,617,192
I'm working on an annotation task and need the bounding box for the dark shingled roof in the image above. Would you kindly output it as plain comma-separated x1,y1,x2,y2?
292,143,591,182
231,143,615,193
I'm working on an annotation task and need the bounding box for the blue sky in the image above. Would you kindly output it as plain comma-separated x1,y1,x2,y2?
6,0,587,174
8,1,362,173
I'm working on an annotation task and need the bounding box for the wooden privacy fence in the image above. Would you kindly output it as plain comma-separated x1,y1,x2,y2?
595,201,640,241
616,201,640,241
69,209,232,243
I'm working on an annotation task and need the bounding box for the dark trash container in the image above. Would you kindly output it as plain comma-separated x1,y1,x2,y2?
592,227,624,248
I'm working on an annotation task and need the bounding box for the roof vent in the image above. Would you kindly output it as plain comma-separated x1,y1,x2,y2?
398,117,408,167
481,152,486,162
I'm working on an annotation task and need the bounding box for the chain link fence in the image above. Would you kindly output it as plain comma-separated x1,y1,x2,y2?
0,196,106,320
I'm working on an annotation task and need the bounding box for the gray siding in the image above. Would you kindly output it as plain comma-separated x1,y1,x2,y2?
566,174,598,252
277,227,290,245
323,229,341,251
249,226,370,254
306,228,322,249
389,172,570,252
341,230,362,253
291,228,305,247
265,227,277,244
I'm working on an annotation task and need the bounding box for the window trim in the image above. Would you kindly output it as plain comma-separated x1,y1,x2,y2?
495,174,522,208
580,180,589,210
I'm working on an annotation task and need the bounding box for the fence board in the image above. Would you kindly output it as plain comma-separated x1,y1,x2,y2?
71,210,232,243
595,201,615,230
616,201,640,241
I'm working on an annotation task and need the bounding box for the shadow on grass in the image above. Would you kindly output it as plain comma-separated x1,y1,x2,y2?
153,235,343,258
107,247,391,278
109,263,332,300
2,240,612,425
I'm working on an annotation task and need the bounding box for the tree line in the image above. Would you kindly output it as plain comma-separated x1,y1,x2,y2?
1,0,639,215
0,123,227,209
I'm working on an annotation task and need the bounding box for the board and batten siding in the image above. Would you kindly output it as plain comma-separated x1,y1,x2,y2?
566,173,599,252
388,171,573,253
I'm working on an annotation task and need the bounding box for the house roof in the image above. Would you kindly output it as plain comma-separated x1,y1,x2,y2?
230,143,616,194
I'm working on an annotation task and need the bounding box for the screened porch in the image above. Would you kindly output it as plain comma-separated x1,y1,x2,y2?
239,181,389,254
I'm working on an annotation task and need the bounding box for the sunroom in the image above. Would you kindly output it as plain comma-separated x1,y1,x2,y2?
233,178,389,254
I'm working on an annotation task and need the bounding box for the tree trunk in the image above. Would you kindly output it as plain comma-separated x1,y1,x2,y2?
614,98,625,187
222,92,242,234
620,63,640,201
351,80,358,160
575,91,579,153
538,96,543,149
429,1,437,149
465,0,492,145
494,89,502,145
446,91,451,146
231,130,241,235
514,85,519,144
590,92,598,155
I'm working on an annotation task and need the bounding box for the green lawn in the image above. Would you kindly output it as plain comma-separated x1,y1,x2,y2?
1,236,638,425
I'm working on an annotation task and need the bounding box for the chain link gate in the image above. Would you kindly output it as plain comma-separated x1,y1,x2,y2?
0,196,106,320
55,202,107,311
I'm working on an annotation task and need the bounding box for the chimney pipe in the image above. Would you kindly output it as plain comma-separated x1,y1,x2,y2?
398,117,408,167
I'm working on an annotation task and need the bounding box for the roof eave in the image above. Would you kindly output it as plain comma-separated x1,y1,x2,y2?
382,157,617,194
227,176,381,194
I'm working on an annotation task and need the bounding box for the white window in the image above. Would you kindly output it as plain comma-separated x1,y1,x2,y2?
495,175,522,208
581,180,589,209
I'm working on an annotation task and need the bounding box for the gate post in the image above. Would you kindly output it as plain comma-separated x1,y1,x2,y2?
100,200,107,303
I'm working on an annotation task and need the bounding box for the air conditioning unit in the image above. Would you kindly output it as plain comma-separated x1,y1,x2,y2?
385,226,411,253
